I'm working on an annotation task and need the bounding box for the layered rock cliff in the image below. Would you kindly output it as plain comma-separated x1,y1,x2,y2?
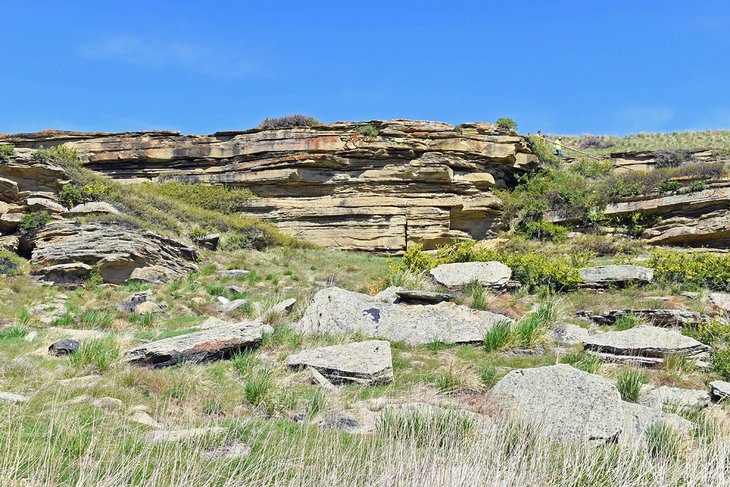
3,120,538,252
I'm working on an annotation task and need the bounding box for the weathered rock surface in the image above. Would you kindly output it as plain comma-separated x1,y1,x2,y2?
0,392,29,404
709,292,730,313
67,201,120,216
30,221,197,284
709,380,730,402
488,365,626,446
639,386,710,410
582,325,709,367
4,121,538,253
620,402,692,445
549,323,589,346
30,263,94,286
577,309,709,327
124,322,270,367
429,261,511,288
118,290,154,313
286,340,393,385
295,287,513,345
268,298,297,315
579,265,654,287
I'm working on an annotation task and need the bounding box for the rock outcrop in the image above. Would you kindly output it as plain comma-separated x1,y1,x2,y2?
639,386,710,410
3,121,538,253
295,287,513,345
429,261,512,289
286,340,393,385
579,265,654,288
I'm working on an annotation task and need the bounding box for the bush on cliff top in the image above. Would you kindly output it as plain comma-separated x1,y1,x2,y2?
496,118,518,131
0,144,14,161
258,115,321,130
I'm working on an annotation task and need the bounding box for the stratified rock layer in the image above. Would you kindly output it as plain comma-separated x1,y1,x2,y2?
3,121,538,252
286,340,393,385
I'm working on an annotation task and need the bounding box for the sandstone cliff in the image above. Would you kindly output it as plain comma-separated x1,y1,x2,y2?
3,120,538,252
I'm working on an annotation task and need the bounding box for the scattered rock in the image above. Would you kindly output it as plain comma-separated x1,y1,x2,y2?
118,290,153,313
217,269,249,278
24,331,38,342
144,427,225,442
30,298,68,325
549,323,589,347
129,265,183,284
26,197,65,213
429,261,511,289
134,301,163,314
225,285,245,295
203,442,250,460
91,397,124,411
709,380,730,402
307,367,338,391
0,392,29,404
48,338,80,356
620,402,692,445
219,299,249,314
268,298,297,316
639,386,710,410
709,292,730,313
295,287,513,345
129,411,161,428
582,325,709,367
287,340,394,385
124,322,271,368
193,233,220,251
577,309,709,327
579,265,654,288
0,177,19,203
67,201,120,215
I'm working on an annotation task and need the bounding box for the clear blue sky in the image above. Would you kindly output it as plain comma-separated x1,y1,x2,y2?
3,0,729,135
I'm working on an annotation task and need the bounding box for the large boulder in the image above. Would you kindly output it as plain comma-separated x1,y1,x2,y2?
429,261,512,289
30,221,197,284
579,265,654,288
124,322,270,368
488,365,626,446
639,386,710,410
488,365,691,447
295,287,513,345
582,325,709,367
286,340,393,385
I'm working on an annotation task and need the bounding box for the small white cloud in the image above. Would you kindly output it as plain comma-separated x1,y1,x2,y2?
78,35,260,79
615,107,674,131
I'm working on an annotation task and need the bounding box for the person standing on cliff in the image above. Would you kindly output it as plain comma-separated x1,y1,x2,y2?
554,137,563,157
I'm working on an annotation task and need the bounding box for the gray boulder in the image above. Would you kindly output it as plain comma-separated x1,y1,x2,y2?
577,309,709,327
582,325,709,367
268,298,297,316
550,323,589,347
579,265,654,288
287,340,393,385
488,365,626,446
429,261,511,289
639,385,710,410
124,322,270,368
295,287,513,345
709,380,730,402
709,292,730,313
118,290,154,313
620,402,692,445
0,391,29,404
48,338,80,356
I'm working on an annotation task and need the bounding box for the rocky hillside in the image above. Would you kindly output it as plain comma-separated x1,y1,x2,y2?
3,120,537,253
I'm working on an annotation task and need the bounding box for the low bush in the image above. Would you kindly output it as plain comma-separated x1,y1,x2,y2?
615,369,647,402
483,321,513,352
31,145,79,166
244,367,274,406
146,182,255,213
646,423,682,459
18,211,51,236
0,144,14,161
577,135,613,150
615,313,641,331
649,249,730,291
561,352,601,373
496,118,517,131
69,337,120,372
655,149,693,168
258,115,321,130
0,325,28,343
357,124,379,137
517,221,568,242
478,363,498,387
59,180,113,208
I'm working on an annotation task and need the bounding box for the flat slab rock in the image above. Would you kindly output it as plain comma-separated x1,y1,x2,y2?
295,287,513,346
488,364,690,446
124,322,271,368
286,340,393,385
429,261,511,289
709,380,730,402
549,323,589,347
579,265,654,287
577,309,709,327
639,386,710,410
582,325,709,363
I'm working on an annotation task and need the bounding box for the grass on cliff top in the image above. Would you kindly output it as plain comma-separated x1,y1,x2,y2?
559,130,730,156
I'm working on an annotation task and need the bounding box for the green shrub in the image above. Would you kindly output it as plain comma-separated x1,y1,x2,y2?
59,181,112,208
615,369,647,402
305,389,327,417
78,309,114,329
243,367,274,406
357,124,379,137
0,144,15,161
377,409,475,448
0,326,29,343
496,118,517,131
478,363,498,387
483,321,513,352
258,115,321,130
711,347,730,380
649,249,730,291
512,301,557,348
31,145,79,166
517,221,568,242
18,211,51,236
615,313,641,331
145,182,255,214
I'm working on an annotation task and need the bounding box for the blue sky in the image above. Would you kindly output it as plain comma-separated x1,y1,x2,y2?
2,0,729,135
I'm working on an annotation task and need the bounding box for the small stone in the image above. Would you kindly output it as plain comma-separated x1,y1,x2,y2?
192,233,220,251
220,299,249,314
130,411,161,428
268,298,297,315
24,331,38,342
91,397,124,411
287,340,394,385
225,285,245,295
579,265,654,288
118,290,153,313
709,292,730,313
202,441,250,460
217,269,249,278
133,301,162,314
0,392,29,404
49,338,81,356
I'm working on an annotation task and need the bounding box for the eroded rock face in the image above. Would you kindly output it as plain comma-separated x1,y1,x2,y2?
639,386,710,410
577,309,709,327
295,287,513,345
286,340,393,385
4,121,538,253
582,325,709,367
30,221,197,284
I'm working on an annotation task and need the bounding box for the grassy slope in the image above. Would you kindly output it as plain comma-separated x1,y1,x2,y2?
559,130,730,157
